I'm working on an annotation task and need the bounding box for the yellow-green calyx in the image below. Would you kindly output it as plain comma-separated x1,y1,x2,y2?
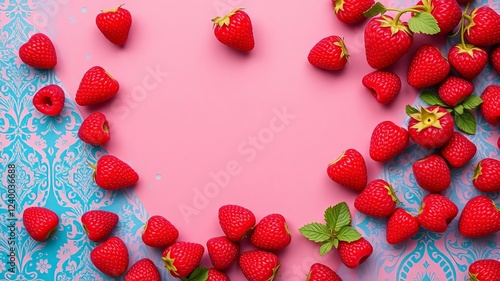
469,272,479,281
472,162,482,181
418,202,425,215
464,8,479,34
420,0,434,13
334,0,345,13
46,228,57,239
329,151,346,166
87,161,97,182
284,223,290,235
270,264,281,281
101,4,124,13
335,38,350,60
162,251,177,274
105,71,114,80
380,15,412,36
212,8,243,27
385,184,401,204
410,107,446,132
484,197,500,212
456,43,483,57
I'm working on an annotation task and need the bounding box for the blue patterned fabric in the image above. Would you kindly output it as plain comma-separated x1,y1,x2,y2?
0,1,172,280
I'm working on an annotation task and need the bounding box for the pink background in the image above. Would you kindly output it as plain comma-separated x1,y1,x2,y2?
31,0,449,279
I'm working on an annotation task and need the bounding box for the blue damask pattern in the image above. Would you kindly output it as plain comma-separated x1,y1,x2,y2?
0,1,173,280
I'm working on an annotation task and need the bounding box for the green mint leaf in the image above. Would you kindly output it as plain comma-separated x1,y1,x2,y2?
408,12,440,35
462,95,483,110
420,91,447,107
186,267,209,281
336,226,361,243
454,104,464,115
299,222,332,243
406,105,418,115
333,238,339,249
324,202,351,231
454,110,476,135
363,2,386,17
324,206,338,230
320,240,334,256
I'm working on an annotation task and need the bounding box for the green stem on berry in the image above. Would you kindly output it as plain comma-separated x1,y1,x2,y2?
384,6,425,14
385,5,425,24
393,10,406,24
459,2,472,48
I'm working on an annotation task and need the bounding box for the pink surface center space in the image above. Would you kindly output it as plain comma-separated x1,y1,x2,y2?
36,0,429,278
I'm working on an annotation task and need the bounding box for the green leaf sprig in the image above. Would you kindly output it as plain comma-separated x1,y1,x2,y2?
363,2,440,35
419,91,483,135
299,202,361,256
